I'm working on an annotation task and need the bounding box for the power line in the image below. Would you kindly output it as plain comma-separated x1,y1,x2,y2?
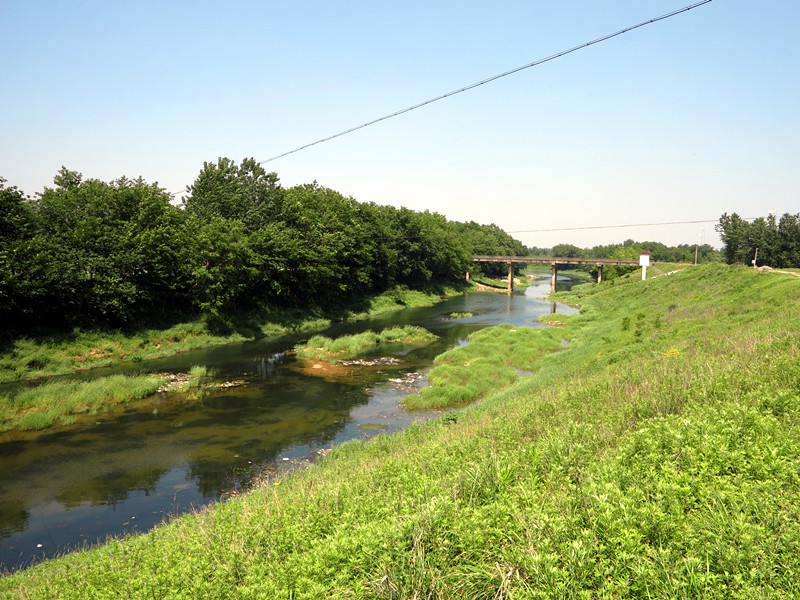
341,218,735,243
507,218,724,235
172,1,712,196
256,0,713,166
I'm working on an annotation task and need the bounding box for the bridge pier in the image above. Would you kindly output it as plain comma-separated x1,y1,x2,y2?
471,256,640,293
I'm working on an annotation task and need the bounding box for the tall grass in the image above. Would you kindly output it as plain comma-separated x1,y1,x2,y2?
405,324,564,410
0,374,165,432
3,265,800,598
0,322,240,384
294,326,438,361
188,365,209,379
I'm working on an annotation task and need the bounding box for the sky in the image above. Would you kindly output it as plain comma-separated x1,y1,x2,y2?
1,0,798,249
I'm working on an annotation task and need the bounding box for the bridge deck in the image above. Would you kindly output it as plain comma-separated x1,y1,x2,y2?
470,255,642,292
472,255,639,267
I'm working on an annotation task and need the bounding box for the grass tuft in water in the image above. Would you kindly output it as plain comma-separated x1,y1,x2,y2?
188,365,208,379
445,312,474,320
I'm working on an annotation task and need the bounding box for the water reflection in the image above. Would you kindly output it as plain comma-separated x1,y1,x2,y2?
0,278,580,571
254,351,288,379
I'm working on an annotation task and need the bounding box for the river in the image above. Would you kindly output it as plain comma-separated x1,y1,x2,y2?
0,276,579,572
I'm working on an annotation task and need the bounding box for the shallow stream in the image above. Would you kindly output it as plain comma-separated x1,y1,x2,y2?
0,276,579,571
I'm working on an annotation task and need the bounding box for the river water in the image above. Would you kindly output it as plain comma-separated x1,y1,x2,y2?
0,276,578,572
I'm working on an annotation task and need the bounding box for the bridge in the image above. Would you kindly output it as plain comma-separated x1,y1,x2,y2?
471,255,641,293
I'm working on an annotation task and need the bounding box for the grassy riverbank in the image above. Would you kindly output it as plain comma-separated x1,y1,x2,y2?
3,264,800,598
0,286,460,383
0,374,167,432
0,366,220,433
404,324,564,411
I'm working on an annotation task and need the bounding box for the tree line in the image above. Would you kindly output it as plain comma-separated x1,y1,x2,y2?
525,239,721,280
0,159,525,334
716,212,800,268
528,240,721,264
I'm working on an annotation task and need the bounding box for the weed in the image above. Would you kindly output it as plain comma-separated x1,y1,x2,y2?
446,312,474,320
189,365,208,379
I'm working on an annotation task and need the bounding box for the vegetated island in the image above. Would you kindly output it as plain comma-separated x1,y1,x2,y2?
4,263,800,598
294,326,438,362
291,326,439,380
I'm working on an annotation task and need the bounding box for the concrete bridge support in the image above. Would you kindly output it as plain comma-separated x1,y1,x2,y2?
471,255,640,294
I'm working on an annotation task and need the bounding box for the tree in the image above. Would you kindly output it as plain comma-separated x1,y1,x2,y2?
777,214,800,268
29,170,191,325
184,216,260,315
183,157,282,232
716,212,800,268
0,178,36,330
551,244,584,258
716,213,751,265
455,221,526,278
0,177,34,241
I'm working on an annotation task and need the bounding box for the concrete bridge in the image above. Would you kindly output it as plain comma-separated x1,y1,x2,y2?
471,255,640,293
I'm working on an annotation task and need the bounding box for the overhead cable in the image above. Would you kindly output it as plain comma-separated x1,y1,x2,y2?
171,0,712,196
506,218,724,235
342,218,737,243
256,0,713,166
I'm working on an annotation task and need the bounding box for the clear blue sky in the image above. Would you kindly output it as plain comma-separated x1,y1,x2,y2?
1,0,797,248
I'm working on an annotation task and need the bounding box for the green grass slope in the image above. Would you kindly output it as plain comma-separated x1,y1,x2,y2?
3,264,799,599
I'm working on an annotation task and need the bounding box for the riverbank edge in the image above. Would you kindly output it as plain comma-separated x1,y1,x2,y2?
0,285,469,385
5,264,799,597
0,367,224,434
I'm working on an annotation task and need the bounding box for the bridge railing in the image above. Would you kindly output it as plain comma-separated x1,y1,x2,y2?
472,255,639,266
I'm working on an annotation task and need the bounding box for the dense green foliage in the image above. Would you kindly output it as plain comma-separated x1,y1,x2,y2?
0,162,522,334
454,222,526,278
4,264,798,598
294,326,438,361
717,211,800,267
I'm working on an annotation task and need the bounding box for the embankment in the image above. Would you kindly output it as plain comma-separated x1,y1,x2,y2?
3,264,799,598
